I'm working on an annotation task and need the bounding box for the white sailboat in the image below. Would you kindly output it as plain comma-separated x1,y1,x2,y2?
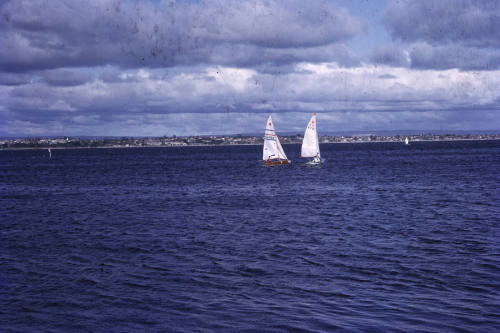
48,148,52,158
301,113,321,165
263,115,290,165
405,137,409,145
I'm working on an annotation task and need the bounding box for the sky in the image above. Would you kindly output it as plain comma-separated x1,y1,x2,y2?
1,0,499,136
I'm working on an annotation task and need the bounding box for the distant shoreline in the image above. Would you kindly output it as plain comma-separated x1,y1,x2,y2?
1,137,498,151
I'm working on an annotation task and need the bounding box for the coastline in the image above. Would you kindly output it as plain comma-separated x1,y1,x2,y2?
1,137,499,151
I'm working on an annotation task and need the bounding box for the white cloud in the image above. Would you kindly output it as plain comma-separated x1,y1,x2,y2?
47,100,77,112
2,63,499,136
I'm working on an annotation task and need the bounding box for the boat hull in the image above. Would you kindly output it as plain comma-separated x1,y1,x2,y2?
304,156,322,165
264,159,290,165
306,158,323,165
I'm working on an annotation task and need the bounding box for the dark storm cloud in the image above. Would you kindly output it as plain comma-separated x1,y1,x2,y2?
0,72,32,86
383,0,500,48
7,83,77,113
379,1,500,70
0,0,361,72
38,69,93,87
99,71,125,83
204,42,360,69
370,46,409,67
377,74,397,79
370,43,500,71
409,43,500,70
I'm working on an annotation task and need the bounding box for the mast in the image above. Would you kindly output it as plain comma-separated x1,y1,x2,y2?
315,113,320,159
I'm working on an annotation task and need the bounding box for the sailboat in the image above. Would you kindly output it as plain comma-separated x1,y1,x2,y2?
301,113,321,165
48,148,52,158
404,137,409,145
263,115,290,165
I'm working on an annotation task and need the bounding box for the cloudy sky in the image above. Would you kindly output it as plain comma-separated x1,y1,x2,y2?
1,0,499,136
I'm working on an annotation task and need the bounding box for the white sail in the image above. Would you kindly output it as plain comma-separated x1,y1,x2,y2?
405,137,409,145
301,113,320,159
263,116,288,161
275,133,288,160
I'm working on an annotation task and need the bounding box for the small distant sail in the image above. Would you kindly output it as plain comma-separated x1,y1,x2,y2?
405,137,409,145
48,148,52,158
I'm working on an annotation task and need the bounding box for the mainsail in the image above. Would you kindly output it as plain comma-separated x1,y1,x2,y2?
301,113,320,159
263,116,288,161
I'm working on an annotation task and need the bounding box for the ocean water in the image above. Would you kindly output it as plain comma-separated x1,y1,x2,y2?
1,140,499,332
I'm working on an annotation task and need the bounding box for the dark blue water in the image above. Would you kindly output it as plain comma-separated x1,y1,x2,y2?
1,141,499,332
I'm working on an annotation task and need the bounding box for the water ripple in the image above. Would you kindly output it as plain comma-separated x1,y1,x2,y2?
1,141,499,331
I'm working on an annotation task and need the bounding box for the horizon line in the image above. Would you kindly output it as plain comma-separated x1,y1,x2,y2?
1,129,500,139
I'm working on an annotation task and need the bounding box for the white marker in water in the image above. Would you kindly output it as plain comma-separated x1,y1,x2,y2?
48,148,52,158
